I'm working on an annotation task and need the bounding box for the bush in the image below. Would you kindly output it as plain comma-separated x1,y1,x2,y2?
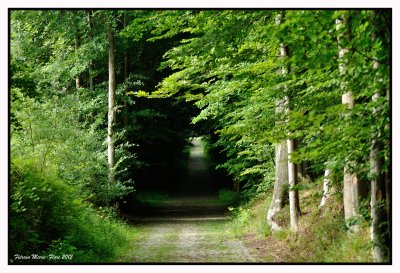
9,159,131,264
11,90,133,206
218,188,240,206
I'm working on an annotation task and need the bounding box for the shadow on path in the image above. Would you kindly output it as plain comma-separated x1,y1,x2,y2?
131,137,229,221
120,138,255,263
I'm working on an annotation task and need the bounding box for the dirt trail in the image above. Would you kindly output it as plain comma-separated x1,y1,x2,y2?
124,138,256,263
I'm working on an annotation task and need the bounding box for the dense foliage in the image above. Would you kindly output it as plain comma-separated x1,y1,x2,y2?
155,9,390,197
10,9,391,263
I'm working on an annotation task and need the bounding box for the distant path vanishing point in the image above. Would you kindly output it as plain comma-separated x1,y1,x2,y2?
122,138,256,263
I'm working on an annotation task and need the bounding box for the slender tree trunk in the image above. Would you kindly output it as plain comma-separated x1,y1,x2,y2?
319,168,333,207
87,11,94,92
123,13,129,127
287,127,299,231
75,34,82,89
293,139,310,183
286,96,300,231
297,160,310,183
369,24,389,262
278,18,300,231
107,27,116,186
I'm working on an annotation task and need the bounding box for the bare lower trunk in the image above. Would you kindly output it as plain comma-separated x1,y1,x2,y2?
370,137,388,262
297,161,310,183
267,140,288,231
319,168,333,207
343,169,360,233
369,28,389,261
75,35,82,89
107,27,116,186
287,137,299,232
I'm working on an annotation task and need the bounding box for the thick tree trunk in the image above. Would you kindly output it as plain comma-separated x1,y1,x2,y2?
336,14,365,233
267,138,288,231
369,27,389,262
107,27,116,186
268,13,300,231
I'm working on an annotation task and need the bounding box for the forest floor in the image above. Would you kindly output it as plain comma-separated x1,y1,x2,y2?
118,138,257,263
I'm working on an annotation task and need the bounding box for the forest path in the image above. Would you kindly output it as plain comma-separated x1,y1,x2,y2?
121,138,256,263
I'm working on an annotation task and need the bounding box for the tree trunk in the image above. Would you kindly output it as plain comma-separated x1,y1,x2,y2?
87,11,94,91
297,161,310,183
267,137,288,231
370,120,388,261
319,168,333,207
287,138,299,231
75,34,82,89
336,14,364,233
123,13,129,127
268,13,290,231
107,27,116,186
286,96,300,232
369,24,389,262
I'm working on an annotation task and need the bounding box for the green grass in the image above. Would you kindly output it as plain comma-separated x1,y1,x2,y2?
134,190,170,207
9,158,135,264
228,186,374,263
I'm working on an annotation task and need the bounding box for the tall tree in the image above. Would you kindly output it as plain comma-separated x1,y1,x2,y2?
107,25,116,185
369,10,389,262
86,10,95,91
74,33,82,89
267,13,289,231
336,13,363,233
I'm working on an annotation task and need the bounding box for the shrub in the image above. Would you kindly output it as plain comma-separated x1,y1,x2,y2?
9,159,131,264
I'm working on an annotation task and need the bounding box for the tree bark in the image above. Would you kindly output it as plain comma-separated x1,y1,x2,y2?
267,137,288,231
75,34,82,89
369,24,389,262
267,13,294,231
107,27,116,186
87,10,94,91
297,160,310,183
319,168,333,207
123,13,129,127
336,14,364,233
286,95,300,231
287,124,299,231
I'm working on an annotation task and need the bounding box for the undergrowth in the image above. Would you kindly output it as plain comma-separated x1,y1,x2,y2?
229,185,373,263
10,158,134,264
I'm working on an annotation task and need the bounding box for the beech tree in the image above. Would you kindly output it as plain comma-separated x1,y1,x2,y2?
107,25,116,185
10,9,391,262
368,10,390,262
